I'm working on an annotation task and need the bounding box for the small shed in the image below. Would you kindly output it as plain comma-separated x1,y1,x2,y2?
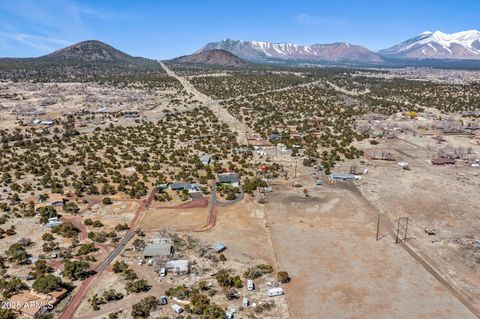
171,304,183,314
211,242,226,253
200,154,212,165
45,217,61,228
431,158,455,165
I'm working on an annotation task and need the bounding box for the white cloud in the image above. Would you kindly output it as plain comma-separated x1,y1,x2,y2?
0,0,136,55
0,31,72,52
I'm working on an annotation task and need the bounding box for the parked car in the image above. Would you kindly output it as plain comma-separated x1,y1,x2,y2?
159,295,168,305
160,267,166,277
247,279,254,291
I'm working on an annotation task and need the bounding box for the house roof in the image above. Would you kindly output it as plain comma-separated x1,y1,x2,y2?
218,173,239,184
330,173,356,179
45,220,62,227
166,259,189,271
143,243,173,257
9,292,45,317
169,182,193,190
9,288,67,317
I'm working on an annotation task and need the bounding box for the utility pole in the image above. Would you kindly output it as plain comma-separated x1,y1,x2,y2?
376,214,381,240
395,217,410,244
294,160,297,178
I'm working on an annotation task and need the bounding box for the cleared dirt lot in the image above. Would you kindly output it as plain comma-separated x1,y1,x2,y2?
194,197,278,266
264,182,477,319
357,136,480,316
86,201,139,227
140,206,210,231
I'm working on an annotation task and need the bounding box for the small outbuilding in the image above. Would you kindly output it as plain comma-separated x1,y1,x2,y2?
166,260,190,275
171,304,183,314
431,158,455,165
200,154,212,165
329,173,357,181
211,242,226,253
45,217,61,228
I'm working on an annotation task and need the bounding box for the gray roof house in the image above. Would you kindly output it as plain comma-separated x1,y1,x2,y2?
168,183,199,192
218,173,240,186
143,242,174,258
268,133,282,141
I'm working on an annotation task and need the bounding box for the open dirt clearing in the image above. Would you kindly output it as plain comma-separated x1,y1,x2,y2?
194,197,278,266
357,136,480,317
264,182,476,319
140,206,210,231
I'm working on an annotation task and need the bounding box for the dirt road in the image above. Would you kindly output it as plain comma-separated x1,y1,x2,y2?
347,184,480,318
264,180,478,319
158,61,250,144
59,188,157,319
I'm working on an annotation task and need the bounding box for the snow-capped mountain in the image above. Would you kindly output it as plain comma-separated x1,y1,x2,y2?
197,39,383,63
379,30,480,60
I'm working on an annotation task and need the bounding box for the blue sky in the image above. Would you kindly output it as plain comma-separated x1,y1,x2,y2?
0,0,479,59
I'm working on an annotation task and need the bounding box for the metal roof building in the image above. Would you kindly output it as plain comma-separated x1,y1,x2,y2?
168,182,199,192
329,173,356,181
200,154,212,165
218,173,240,185
143,242,174,258
211,242,226,253
166,259,190,274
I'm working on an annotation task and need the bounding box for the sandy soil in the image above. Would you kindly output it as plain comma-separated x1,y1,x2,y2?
356,136,480,316
140,206,210,231
264,181,477,319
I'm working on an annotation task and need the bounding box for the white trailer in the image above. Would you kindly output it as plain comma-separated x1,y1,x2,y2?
266,287,284,297
171,304,183,314
247,279,254,291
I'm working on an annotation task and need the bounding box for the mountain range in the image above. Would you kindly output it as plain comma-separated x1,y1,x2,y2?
198,39,383,63
198,30,480,64
1,30,480,79
379,30,480,60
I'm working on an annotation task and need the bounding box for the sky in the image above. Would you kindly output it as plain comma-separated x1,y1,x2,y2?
0,0,479,59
